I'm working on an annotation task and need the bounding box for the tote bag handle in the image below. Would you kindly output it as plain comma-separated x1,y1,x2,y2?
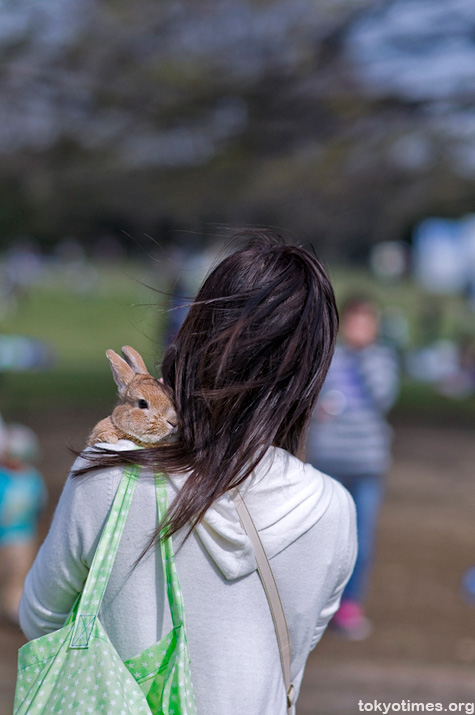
155,473,188,631
230,488,295,714
69,464,141,648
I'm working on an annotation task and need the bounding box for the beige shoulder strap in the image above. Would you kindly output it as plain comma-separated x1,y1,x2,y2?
230,487,295,714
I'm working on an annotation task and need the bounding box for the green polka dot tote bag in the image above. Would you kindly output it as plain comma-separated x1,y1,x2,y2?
14,465,198,714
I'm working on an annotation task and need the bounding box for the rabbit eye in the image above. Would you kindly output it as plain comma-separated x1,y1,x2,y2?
138,399,149,409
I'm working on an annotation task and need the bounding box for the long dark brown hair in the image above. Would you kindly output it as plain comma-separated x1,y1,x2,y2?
75,230,338,544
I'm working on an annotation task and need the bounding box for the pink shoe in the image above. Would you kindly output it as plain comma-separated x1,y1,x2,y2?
330,600,372,640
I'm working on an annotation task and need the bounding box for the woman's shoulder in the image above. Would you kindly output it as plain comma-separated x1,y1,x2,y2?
61,446,133,524
283,447,355,519
70,440,138,484
261,446,349,491
246,446,355,534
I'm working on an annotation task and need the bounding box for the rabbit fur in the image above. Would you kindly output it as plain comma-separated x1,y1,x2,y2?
87,346,177,447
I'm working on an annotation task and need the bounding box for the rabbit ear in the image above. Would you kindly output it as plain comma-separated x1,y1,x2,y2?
106,349,135,397
121,345,150,376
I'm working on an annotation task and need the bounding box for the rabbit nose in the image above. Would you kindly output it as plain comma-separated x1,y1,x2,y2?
166,409,177,429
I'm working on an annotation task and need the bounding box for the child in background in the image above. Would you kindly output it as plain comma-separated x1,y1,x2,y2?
307,296,399,639
0,422,47,625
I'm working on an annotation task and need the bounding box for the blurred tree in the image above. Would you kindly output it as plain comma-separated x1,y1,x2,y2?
0,0,474,258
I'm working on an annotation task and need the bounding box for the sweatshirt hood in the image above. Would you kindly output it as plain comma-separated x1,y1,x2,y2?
105,441,335,581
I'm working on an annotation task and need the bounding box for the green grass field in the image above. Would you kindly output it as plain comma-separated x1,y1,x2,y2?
1,262,168,414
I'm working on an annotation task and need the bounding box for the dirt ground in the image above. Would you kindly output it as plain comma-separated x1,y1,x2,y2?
2,411,475,715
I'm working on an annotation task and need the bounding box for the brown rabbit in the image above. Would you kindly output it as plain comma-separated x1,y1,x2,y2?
87,346,177,447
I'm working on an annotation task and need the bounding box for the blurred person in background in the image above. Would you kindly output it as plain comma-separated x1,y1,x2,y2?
164,238,223,346
307,296,399,639
0,422,47,625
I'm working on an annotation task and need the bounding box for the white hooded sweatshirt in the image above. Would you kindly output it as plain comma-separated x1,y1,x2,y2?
20,442,357,715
